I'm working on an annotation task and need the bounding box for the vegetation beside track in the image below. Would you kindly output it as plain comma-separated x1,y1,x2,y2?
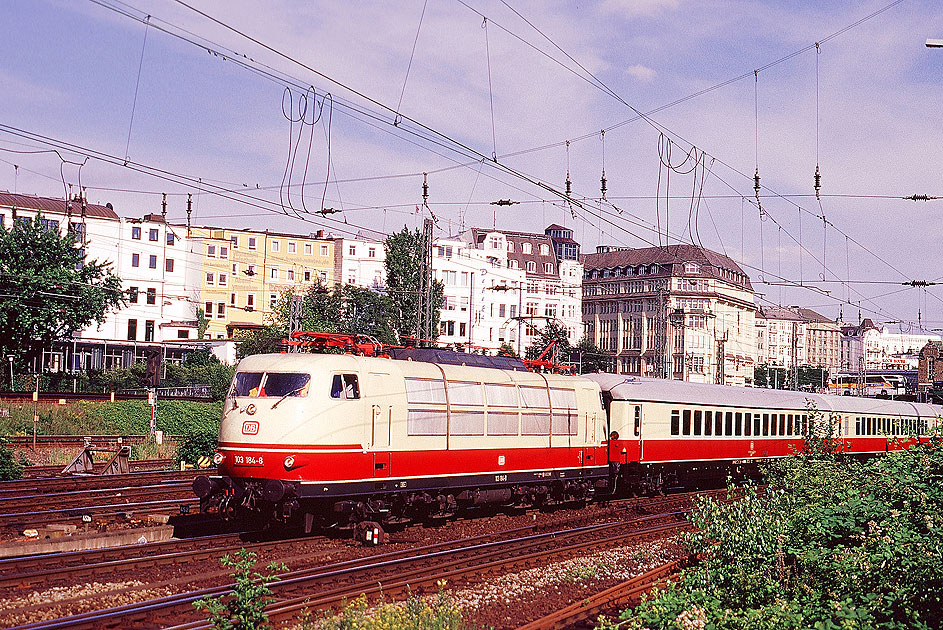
603,411,943,630
0,399,221,437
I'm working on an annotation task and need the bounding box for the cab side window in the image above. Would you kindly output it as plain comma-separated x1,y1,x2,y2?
331,374,360,399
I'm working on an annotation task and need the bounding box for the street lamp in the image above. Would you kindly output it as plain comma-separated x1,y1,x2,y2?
6,355,13,391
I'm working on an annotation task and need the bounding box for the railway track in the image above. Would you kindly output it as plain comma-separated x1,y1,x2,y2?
2,509,690,629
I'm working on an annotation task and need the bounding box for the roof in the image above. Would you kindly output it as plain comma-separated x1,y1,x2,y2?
758,306,835,324
582,244,753,291
0,192,119,221
585,374,943,417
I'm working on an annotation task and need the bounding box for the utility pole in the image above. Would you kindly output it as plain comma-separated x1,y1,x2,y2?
715,331,728,385
654,285,668,379
416,217,434,343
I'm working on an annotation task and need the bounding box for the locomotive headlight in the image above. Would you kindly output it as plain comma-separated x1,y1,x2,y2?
212,452,225,465
283,455,295,470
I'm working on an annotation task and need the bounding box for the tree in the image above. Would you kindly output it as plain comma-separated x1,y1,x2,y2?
234,326,285,359
571,337,613,373
0,214,124,373
384,226,443,342
524,321,572,361
193,549,287,630
276,283,398,345
163,350,235,401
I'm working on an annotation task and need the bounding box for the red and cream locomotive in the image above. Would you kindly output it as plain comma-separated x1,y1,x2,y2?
193,345,941,536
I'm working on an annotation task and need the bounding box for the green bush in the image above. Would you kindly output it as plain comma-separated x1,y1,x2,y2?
607,410,943,630
315,587,465,630
0,435,23,480
176,426,220,467
194,549,287,630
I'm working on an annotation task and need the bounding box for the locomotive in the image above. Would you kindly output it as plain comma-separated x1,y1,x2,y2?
193,346,942,537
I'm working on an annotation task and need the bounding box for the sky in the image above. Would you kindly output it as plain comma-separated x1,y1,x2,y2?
2,0,943,330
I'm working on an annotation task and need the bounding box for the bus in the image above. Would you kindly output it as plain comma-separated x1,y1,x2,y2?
828,373,908,397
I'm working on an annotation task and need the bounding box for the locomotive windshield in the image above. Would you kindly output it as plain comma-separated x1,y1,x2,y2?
231,371,311,397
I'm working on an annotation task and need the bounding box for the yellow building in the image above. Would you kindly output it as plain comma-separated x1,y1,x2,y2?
183,226,336,339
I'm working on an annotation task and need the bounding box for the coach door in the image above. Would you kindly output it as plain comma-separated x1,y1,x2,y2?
609,401,642,464
365,372,392,477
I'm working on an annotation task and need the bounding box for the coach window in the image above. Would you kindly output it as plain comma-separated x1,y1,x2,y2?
779,414,786,436
855,416,861,435
670,410,680,436
330,374,360,400
233,372,263,396
801,415,808,435
693,410,702,436
735,412,743,436
787,414,794,436
770,414,777,436
682,409,691,435
714,411,723,436
725,412,733,436
704,410,713,436
754,414,761,436
634,406,641,436
762,413,769,436
263,373,311,398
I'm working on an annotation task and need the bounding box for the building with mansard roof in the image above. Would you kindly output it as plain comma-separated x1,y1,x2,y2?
461,226,583,354
581,244,757,385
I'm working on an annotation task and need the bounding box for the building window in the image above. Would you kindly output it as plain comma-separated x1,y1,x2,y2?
166,232,175,245
146,288,156,305
287,269,295,281
219,246,228,259
288,241,296,253
507,241,515,252
248,237,256,250
217,302,226,318
230,235,238,249
522,242,532,254
128,287,139,303
246,294,255,310
177,330,190,339
271,240,280,252
144,320,155,341
131,253,140,267
304,270,311,282
218,273,227,287
368,247,376,258
148,255,157,269
526,261,536,272
247,264,256,276
304,243,312,255
207,244,216,257
320,244,329,256
539,244,549,255
544,263,554,273
270,268,278,280
127,319,138,340
205,272,214,286
270,293,277,308
349,245,357,256
230,293,237,306
232,263,238,274
131,227,141,240
148,229,158,241
165,258,174,272
205,301,213,316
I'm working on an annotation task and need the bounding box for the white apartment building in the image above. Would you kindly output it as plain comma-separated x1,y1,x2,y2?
840,318,942,371
333,236,386,290
757,306,841,373
460,226,583,355
433,237,526,353
1,192,203,372
582,244,757,386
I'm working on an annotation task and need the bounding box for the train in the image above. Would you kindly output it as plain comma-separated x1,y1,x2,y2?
192,347,942,539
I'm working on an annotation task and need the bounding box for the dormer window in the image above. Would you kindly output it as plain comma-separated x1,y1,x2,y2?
684,262,700,274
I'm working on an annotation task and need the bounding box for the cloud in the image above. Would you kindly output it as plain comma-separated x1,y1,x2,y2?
598,0,680,18
625,64,656,81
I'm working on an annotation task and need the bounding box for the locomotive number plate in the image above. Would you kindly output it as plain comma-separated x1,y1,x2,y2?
233,454,264,467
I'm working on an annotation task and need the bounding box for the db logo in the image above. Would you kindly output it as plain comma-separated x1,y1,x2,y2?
242,421,259,435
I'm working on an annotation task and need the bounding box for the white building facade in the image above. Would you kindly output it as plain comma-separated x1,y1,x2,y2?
841,318,942,371
333,236,386,290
